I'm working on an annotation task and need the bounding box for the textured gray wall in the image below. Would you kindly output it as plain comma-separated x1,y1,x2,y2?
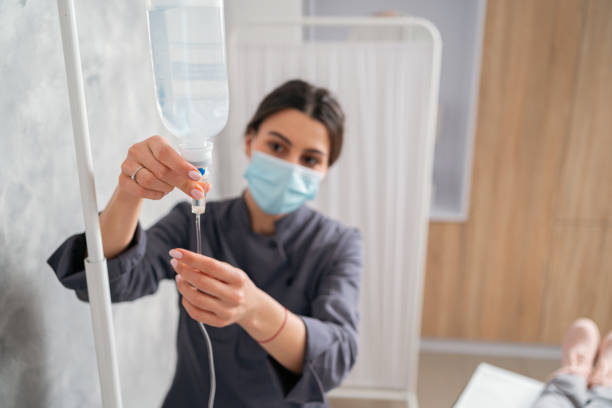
0,0,197,406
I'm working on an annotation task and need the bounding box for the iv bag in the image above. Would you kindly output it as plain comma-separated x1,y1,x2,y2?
146,0,229,168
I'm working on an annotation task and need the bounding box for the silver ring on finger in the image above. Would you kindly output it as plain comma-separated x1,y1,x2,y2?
131,165,145,184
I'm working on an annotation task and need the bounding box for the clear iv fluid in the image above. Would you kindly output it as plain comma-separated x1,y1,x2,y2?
147,5,229,141
147,4,229,157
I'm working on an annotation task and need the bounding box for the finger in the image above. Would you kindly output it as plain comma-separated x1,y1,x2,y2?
181,296,225,327
118,172,165,200
176,274,228,316
138,142,212,196
170,249,243,285
131,167,174,194
121,154,173,194
145,137,208,199
127,141,198,195
130,144,180,193
147,135,203,181
170,258,236,303
120,157,144,179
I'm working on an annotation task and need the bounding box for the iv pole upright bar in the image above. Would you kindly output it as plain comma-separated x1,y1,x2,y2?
56,1,123,407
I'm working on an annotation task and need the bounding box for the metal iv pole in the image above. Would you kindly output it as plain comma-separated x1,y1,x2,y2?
56,1,123,407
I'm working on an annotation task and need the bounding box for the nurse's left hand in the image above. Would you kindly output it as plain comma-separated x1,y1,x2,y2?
169,248,259,328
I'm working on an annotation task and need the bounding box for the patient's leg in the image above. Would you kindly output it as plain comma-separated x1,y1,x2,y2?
532,318,600,408
532,374,588,407
586,332,612,407
586,386,612,407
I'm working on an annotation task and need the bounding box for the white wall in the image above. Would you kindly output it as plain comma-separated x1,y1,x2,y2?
225,0,302,43
226,0,301,27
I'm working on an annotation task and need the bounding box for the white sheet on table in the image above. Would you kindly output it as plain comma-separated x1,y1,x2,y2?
454,363,545,408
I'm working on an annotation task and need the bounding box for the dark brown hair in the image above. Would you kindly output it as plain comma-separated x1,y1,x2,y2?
245,79,345,167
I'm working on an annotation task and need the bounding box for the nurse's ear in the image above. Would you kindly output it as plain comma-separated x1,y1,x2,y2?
244,131,256,160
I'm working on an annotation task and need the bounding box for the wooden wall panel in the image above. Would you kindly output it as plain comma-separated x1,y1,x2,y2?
421,224,467,337
556,0,612,223
540,225,612,342
539,0,612,343
592,230,612,330
422,0,612,344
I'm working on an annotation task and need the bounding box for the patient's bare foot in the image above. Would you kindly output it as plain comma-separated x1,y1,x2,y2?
589,332,612,388
552,318,600,379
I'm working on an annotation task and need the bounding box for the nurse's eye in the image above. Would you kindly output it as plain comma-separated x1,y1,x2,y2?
268,142,285,154
302,156,320,167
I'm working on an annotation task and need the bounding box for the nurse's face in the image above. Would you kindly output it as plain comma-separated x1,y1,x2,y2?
245,109,330,176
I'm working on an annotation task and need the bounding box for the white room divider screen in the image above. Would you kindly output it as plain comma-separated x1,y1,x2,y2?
213,18,441,407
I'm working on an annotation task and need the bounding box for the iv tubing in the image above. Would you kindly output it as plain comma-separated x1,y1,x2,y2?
56,0,123,407
194,196,216,408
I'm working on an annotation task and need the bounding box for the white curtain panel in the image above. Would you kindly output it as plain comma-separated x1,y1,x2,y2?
214,37,436,393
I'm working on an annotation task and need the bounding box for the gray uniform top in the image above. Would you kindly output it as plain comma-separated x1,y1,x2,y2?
47,192,363,407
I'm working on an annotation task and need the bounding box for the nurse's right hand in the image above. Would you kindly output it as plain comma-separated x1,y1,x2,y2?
118,135,210,201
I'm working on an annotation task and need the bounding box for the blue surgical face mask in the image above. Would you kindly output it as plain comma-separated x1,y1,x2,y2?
244,151,323,215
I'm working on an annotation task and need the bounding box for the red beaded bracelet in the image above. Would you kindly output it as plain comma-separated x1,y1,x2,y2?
257,306,288,344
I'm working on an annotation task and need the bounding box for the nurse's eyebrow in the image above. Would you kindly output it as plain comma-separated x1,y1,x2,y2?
304,148,327,157
269,131,292,146
268,131,328,157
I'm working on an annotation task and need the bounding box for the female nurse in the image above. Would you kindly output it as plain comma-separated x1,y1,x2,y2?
47,79,363,407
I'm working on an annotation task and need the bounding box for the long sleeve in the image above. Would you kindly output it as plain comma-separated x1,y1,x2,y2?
269,227,364,404
47,201,191,303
